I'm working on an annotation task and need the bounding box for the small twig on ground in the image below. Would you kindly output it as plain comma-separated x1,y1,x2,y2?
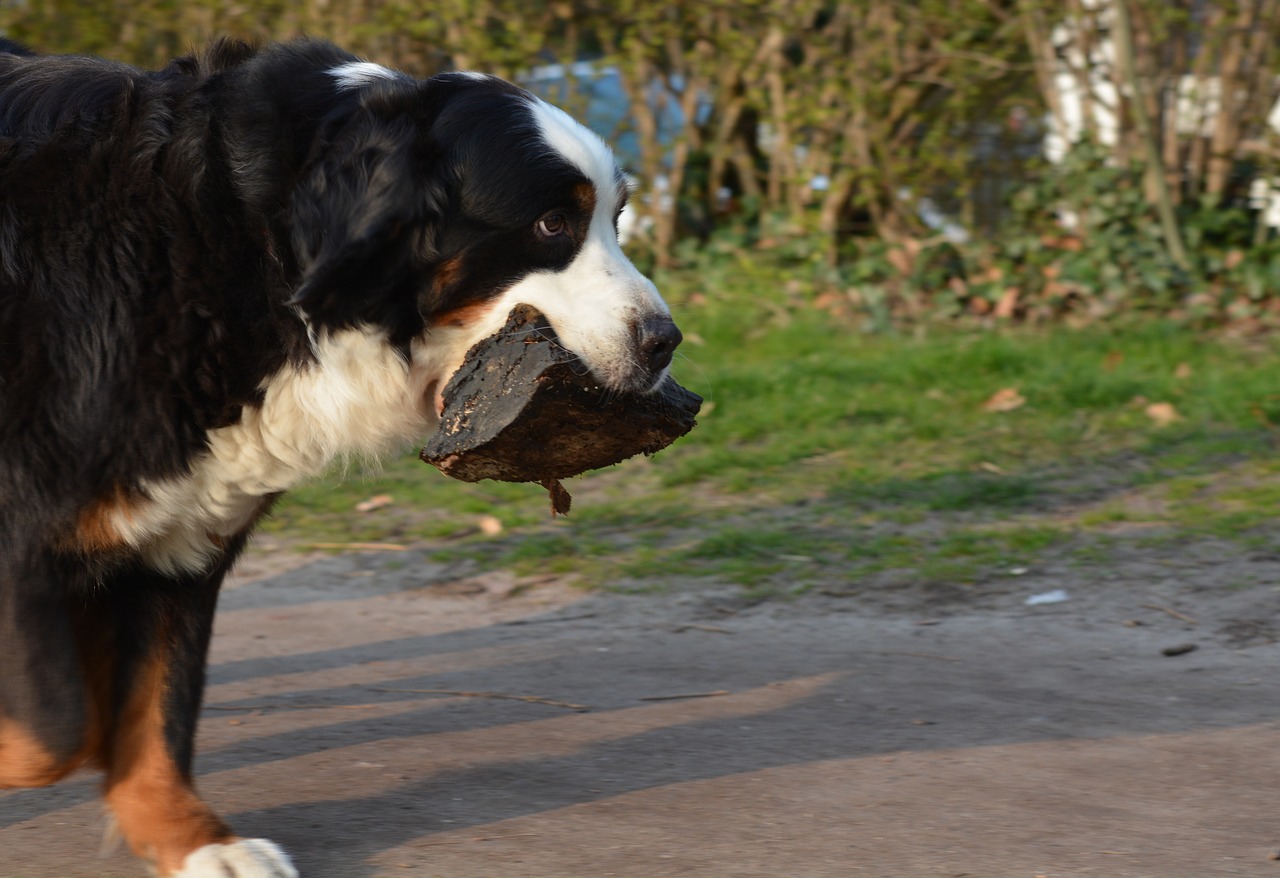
307,542,408,551
672,623,734,635
366,686,588,711
410,833,539,849
1140,603,1199,624
501,612,598,625
639,690,731,702
501,573,563,599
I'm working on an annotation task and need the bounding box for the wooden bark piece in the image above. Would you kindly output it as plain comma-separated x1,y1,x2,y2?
420,305,701,510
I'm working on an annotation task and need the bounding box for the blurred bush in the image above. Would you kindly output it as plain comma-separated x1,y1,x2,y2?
5,0,1280,327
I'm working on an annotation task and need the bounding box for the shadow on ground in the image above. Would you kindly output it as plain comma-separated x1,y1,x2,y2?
3,544,1279,877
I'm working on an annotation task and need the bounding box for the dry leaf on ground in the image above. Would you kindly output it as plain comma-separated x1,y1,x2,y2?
994,288,1019,319
355,494,394,513
1144,402,1181,426
982,387,1026,413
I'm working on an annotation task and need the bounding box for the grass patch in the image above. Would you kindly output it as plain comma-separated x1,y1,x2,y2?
261,263,1280,591
847,471,1040,512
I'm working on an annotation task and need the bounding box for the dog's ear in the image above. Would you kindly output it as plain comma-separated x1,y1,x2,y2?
288,101,446,334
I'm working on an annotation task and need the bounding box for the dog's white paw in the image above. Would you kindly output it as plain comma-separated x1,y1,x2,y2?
172,838,299,878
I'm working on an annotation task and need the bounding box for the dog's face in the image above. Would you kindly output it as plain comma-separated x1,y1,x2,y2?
287,65,681,421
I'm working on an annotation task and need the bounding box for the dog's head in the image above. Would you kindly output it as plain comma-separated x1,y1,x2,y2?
286,63,681,418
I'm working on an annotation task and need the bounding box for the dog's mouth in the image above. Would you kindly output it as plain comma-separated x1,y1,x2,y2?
419,304,676,423
424,379,447,418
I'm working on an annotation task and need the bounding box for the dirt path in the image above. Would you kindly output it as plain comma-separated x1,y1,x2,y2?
3,542,1280,877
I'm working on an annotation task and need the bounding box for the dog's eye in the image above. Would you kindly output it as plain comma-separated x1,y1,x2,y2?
535,213,569,239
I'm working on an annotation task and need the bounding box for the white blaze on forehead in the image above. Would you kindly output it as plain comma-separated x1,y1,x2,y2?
526,96,623,208
329,61,406,90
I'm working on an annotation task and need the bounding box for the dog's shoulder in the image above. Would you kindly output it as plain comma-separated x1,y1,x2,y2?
0,40,338,522
0,51,139,141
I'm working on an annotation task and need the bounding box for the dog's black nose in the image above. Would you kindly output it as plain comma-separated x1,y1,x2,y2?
637,315,683,376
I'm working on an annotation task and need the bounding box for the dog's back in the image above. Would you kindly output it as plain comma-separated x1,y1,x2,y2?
0,41,304,543
0,40,144,140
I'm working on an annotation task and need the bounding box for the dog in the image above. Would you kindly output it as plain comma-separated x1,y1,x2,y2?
0,36,682,877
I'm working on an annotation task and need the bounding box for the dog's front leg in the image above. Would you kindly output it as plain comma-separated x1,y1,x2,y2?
92,559,298,878
0,551,92,788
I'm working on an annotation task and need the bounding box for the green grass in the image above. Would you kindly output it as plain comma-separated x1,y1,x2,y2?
259,263,1280,592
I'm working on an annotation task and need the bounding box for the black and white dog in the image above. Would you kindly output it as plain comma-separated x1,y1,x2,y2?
0,37,681,877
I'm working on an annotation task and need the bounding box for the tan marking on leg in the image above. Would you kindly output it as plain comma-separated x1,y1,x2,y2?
0,600,109,788
0,717,84,787
104,651,231,875
64,486,146,554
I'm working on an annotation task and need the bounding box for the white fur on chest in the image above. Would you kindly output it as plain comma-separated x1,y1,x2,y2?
114,329,437,574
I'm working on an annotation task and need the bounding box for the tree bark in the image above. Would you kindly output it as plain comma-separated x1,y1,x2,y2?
1114,0,1191,271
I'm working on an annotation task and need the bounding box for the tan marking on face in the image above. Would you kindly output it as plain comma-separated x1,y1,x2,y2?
104,647,232,874
432,254,465,294
431,299,497,330
573,180,597,217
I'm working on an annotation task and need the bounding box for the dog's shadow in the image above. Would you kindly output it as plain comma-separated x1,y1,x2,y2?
9,548,1277,876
